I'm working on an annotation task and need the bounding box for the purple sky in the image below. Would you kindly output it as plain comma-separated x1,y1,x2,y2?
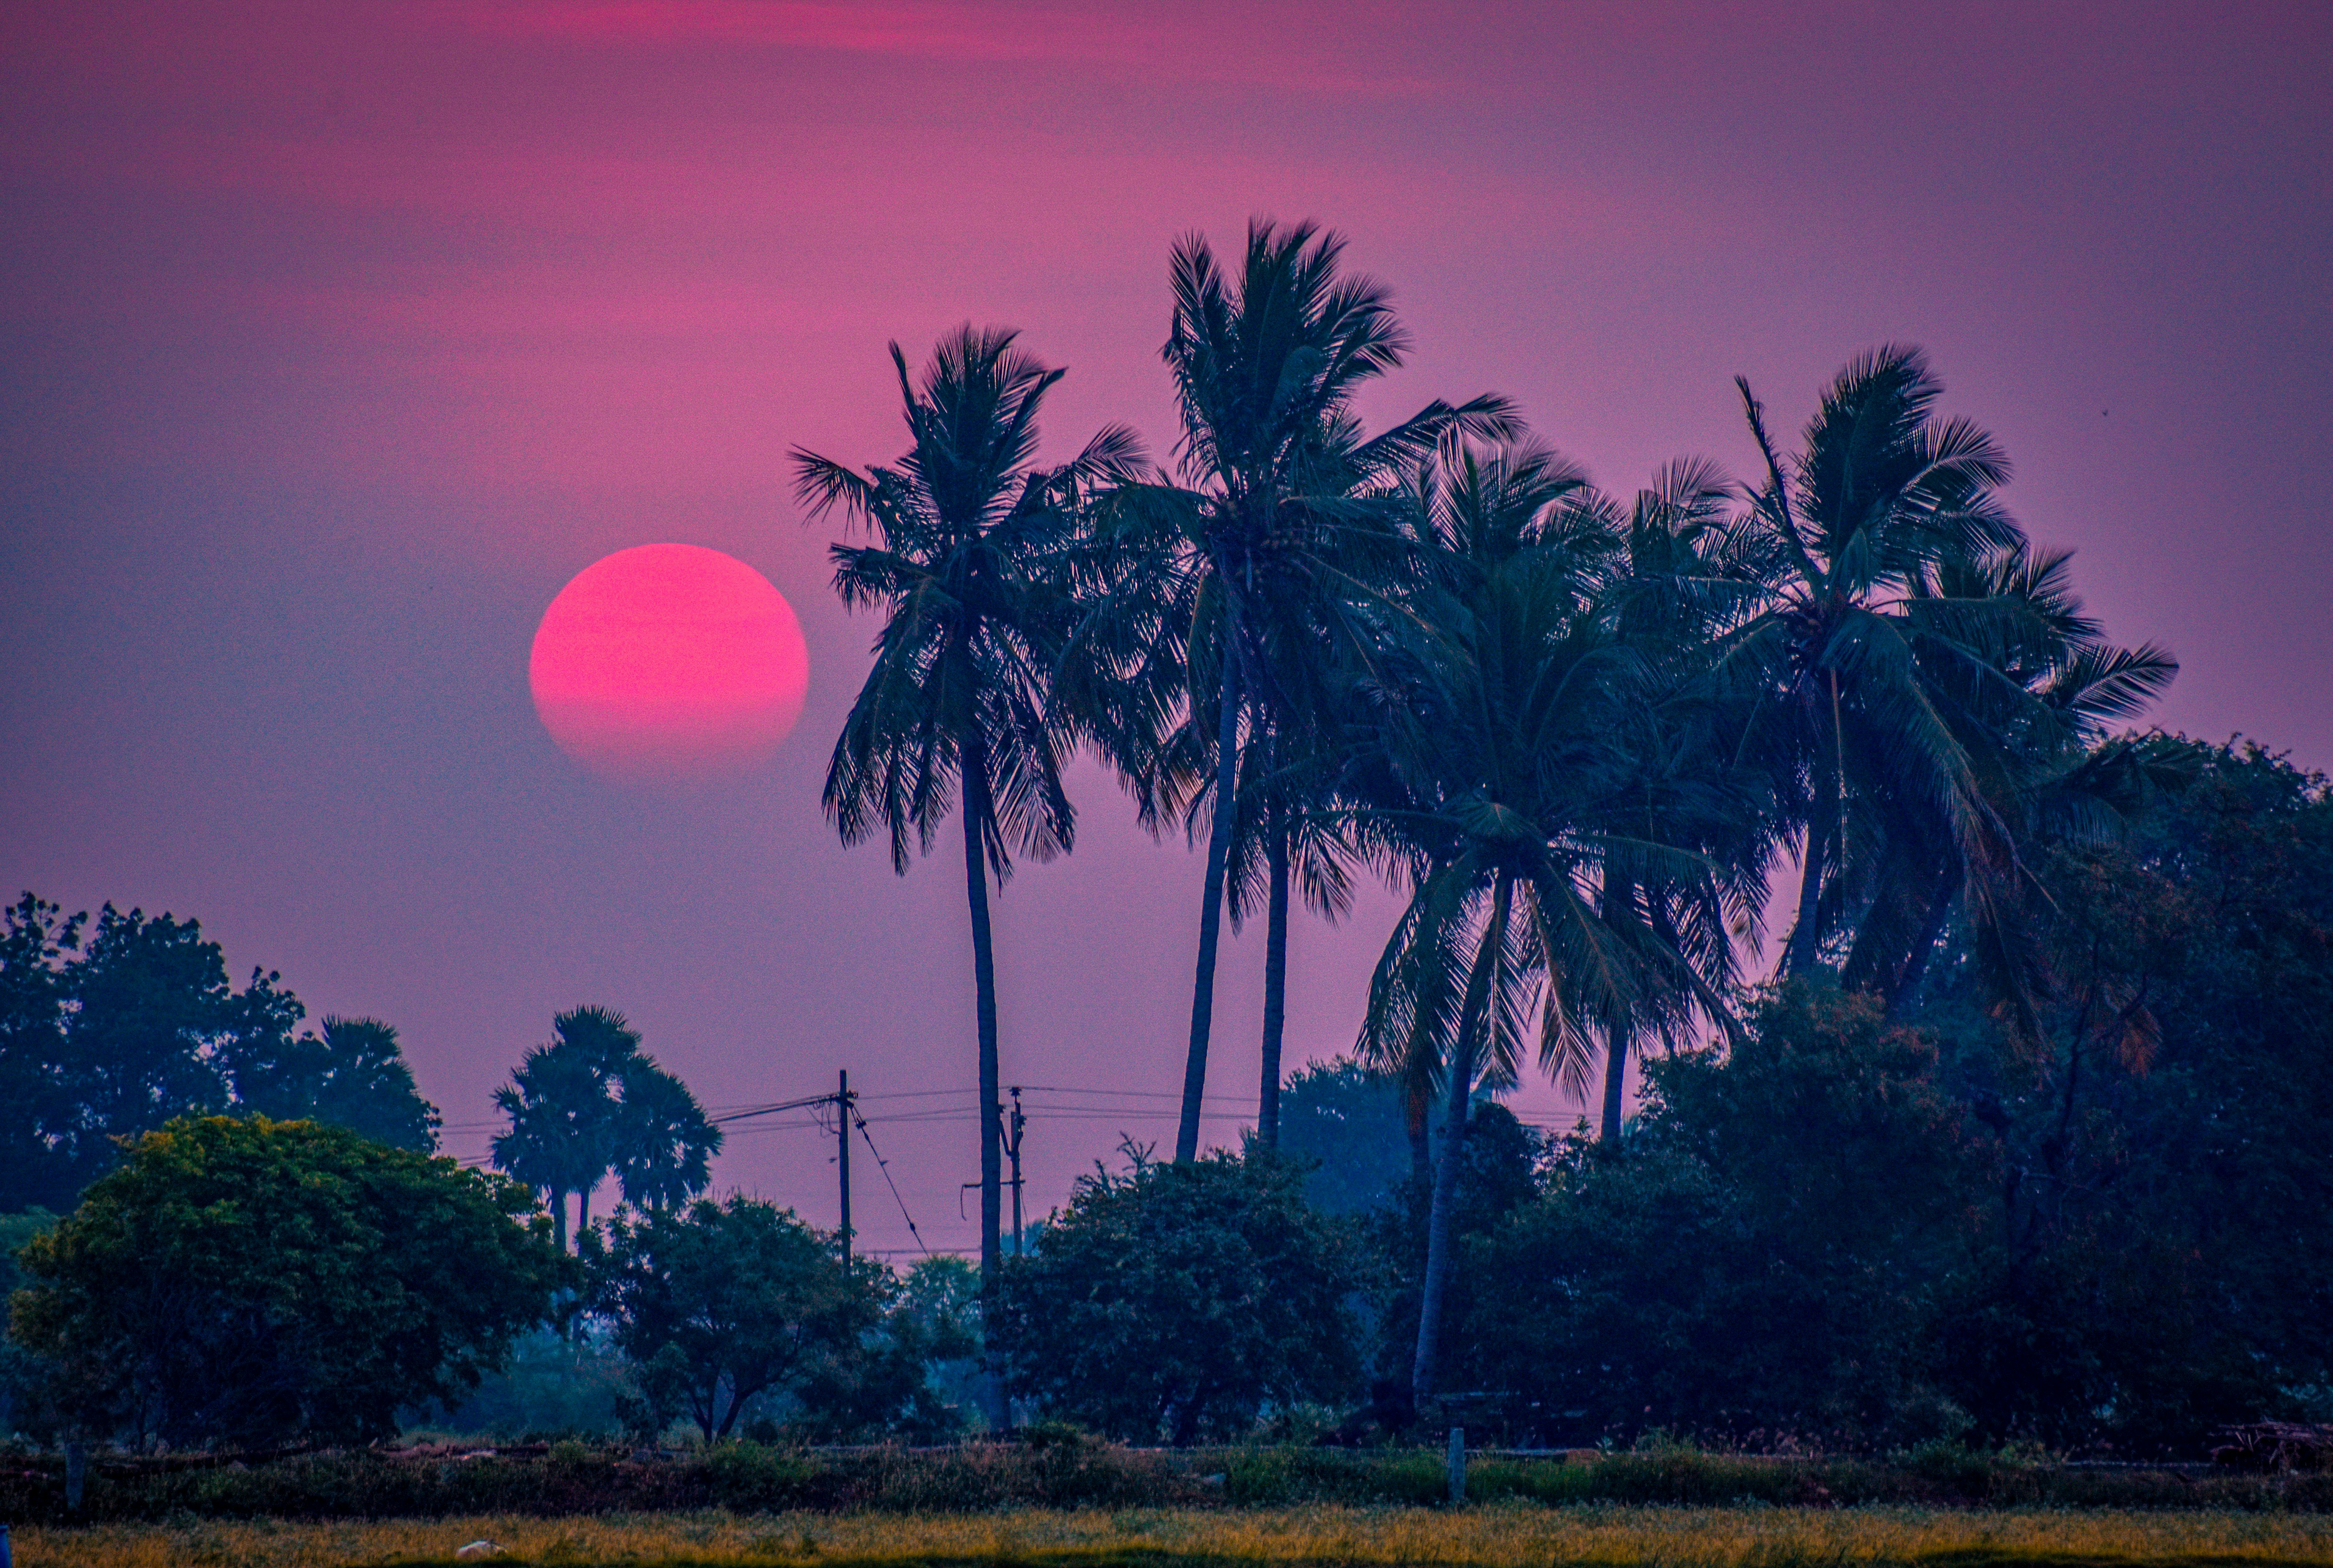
5,1,2328,1253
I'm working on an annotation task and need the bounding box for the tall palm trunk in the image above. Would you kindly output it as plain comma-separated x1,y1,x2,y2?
1784,826,1828,976
1786,671,1846,978
961,748,1008,1430
1257,797,1290,1149
1600,876,1638,1146
576,1181,593,1239
1600,1021,1632,1146
1176,642,1244,1162
1412,870,1510,1412
1405,1089,1432,1194
549,1187,568,1253
1886,863,1961,1022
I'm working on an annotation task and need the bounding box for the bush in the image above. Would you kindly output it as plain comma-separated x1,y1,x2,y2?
995,1145,1365,1444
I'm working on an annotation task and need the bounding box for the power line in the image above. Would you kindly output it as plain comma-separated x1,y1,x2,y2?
851,1107,930,1256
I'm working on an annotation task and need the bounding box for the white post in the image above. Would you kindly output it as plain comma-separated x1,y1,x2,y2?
1447,1424,1466,1504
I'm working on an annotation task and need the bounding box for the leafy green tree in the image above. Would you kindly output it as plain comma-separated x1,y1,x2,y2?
585,1195,873,1441
791,1254,979,1442
0,895,84,1210
0,895,441,1208
995,1144,1362,1443
1275,1056,1411,1215
1446,743,2333,1454
793,327,1139,1425
1919,738,2333,1449
8,1115,565,1449
1467,985,1990,1448
1080,220,1512,1165
1369,1098,1545,1420
43,906,237,1197
0,1207,57,1436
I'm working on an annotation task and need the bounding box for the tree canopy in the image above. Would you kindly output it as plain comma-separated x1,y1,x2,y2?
0,896,441,1211
8,1115,565,1448
995,1145,1362,1444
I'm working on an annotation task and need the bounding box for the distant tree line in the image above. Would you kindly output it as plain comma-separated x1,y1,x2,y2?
0,895,439,1210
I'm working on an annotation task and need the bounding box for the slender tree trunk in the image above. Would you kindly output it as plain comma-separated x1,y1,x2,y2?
1600,1021,1632,1146
1406,1089,1432,1194
1886,864,1960,1022
1412,872,1510,1413
1784,824,1829,977
1177,645,1244,1162
1787,672,1846,978
961,750,1008,1431
550,1187,568,1253
576,1180,592,1238
1258,799,1290,1150
1600,875,1638,1147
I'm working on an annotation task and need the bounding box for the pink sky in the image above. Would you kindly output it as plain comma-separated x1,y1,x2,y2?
4,0,2328,1252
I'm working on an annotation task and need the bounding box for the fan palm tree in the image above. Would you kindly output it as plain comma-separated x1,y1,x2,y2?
1077,220,1513,1163
491,1004,637,1249
613,1060,724,1212
1356,445,1748,1408
793,325,1139,1426
1726,346,2037,986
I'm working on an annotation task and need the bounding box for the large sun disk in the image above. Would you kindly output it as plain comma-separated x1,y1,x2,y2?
530,544,809,783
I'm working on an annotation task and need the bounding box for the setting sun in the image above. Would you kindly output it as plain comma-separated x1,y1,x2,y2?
528,543,809,785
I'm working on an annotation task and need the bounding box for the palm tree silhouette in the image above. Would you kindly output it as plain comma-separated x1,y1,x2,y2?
1081,220,1512,1162
613,1060,723,1212
1356,441,1746,1410
491,1005,636,1249
1727,347,2034,984
793,325,1140,1427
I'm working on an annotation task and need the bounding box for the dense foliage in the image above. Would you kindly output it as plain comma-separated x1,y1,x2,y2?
1431,742,2333,1453
490,1005,722,1250
7,1116,565,1448
0,897,439,1209
995,1147,1363,1443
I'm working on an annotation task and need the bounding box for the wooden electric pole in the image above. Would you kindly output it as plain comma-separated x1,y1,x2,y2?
1005,1085,1025,1255
836,1068,855,1265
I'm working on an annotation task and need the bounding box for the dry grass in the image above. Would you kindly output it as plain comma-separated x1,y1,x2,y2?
15,1504,2333,1568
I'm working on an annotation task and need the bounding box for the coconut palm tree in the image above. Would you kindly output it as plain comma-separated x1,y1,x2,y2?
1356,444,1748,1408
793,325,1140,1427
1848,543,2177,1015
1078,220,1513,1163
1224,722,1358,1147
1726,346,2036,986
1590,459,1782,1142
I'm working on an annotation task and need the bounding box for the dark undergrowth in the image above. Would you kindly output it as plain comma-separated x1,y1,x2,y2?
4,1437,2330,1524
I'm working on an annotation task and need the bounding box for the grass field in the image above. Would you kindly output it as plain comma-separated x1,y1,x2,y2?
16,1504,2333,1568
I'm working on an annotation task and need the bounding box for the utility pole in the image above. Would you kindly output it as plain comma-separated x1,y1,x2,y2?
836,1068,855,1266
1004,1085,1026,1255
